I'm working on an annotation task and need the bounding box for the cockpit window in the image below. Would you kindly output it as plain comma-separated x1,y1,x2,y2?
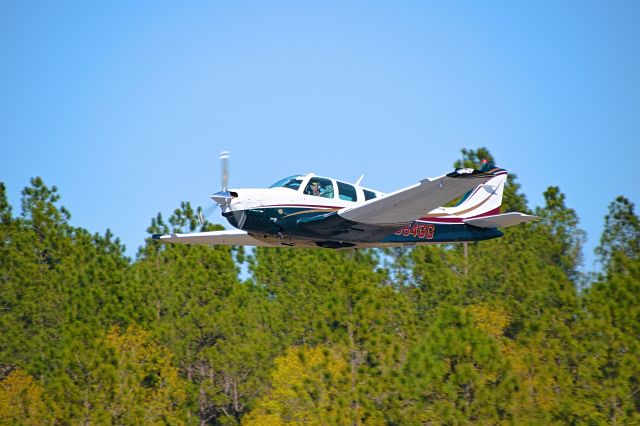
337,181,358,202
270,175,304,190
304,177,334,198
363,189,377,201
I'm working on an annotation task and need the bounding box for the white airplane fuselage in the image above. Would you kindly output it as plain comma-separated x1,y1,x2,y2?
218,173,502,248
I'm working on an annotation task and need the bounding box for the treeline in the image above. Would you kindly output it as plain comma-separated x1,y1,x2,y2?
1,148,638,425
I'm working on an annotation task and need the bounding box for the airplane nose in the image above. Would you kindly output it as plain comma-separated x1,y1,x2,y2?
211,191,240,215
211,190,237,205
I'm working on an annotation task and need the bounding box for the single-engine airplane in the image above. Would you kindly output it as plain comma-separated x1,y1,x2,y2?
154,152,537,249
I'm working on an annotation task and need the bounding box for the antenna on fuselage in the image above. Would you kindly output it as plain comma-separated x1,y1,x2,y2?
355,174,364,186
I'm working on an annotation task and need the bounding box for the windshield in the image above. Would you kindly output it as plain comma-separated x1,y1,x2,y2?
269,175,304,190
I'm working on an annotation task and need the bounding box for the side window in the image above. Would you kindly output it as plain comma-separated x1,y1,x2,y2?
363,189,377,201
337,181,358,202
304,177,334,198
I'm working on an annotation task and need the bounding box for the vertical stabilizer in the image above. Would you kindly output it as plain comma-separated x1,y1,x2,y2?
444,168,507,219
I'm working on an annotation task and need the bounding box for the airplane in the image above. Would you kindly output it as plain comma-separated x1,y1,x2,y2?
153,152,537,249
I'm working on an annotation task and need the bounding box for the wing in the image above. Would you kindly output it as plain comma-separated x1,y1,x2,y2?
152,229,274,246
338,168,504,226
463,212,538,228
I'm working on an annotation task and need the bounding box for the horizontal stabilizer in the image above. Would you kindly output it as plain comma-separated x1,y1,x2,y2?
152,229,273,246
463,212,538,229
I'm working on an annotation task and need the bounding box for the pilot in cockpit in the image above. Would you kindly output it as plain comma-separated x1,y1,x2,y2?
309,182,321,196
306,179,334,198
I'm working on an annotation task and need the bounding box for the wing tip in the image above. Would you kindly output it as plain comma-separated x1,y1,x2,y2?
446,166,508,179
152,233,175,243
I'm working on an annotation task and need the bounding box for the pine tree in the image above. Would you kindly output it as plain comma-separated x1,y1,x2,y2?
574,196,640,424
391,306,518,424
595,195,639,274
0,369,55,425
135,202,276,424
62,325,187,425
243,346,351,425
535,186,586,281
250,247,417,423
1,179,136,423
0,178,73,375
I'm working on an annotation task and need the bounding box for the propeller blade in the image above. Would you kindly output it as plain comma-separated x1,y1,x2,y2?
197,204,218,227
197,206,205,226
204,204,217,216
220,150,230,191
211,150,239,226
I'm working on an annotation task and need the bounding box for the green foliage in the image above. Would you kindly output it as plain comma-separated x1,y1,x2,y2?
0,369,55,425
391,306,519,424
1,177,74,374
573,201,640,424
1,167,638,424
133,202,280,424
59,325,187,425
0,183,11,224
596,195,640,274
535,186,586,281
243,345,351,425
577,266,640,424
250,247,419,423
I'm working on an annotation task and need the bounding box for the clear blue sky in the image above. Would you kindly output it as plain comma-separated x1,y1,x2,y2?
2,1,638,271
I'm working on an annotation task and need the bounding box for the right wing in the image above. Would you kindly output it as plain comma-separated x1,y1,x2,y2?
152,229,274,246
338,168,505,226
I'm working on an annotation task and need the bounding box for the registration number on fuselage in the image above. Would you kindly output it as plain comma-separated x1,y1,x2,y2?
394,223,435,239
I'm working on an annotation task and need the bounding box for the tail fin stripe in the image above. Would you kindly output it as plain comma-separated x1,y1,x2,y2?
419,186,499,220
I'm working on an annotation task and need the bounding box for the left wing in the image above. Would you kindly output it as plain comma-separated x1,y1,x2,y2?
152,229,273,246
338,167,504,226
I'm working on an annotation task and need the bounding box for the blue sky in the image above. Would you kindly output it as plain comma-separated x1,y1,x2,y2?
2,1,638,270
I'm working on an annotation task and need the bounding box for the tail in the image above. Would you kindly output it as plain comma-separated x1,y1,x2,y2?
444,167,508,219
444,165,538,228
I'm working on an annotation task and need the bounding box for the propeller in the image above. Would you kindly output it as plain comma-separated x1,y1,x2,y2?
206,150,247,229
198,151,232,227
196,204,217,227
211,151,234,209
221,150,230,191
